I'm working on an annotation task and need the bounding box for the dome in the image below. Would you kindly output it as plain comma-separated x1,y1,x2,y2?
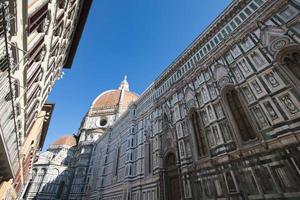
91,76,138,110
92,90,138,109
52,135,77,147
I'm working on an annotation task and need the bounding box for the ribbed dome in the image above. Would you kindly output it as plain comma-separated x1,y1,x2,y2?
92,90,138,109
52,135,77,147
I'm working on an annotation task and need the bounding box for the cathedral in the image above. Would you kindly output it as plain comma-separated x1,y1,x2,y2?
24,0,300,199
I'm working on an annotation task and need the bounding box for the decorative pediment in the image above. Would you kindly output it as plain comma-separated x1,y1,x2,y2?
213,63,231,89
144,118,153,135
162,102,171,118
161,130,176,154
184,86,198,110
259,23,293,55
184,86,195,103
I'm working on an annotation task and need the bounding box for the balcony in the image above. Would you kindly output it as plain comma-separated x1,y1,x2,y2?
27,63,42,89
25,100,39,133
28,0,49,33
63,21,71,39
26,83,40,106
51,36,59,49
56,9,65,27
28,32,45,59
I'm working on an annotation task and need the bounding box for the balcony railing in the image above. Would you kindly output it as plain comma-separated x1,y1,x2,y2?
28,0,49,33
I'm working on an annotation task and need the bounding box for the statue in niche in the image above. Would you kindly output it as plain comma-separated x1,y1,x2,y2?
202,87,208,101
209,85,216,98
263,102,278,120
252,106,268,129
212,126,221,144
251,80,263,94
201,111,209,125
240,60,250,73
243,37,253,50
226,53,234,63
232,45,241,56
242,87,254,102
220,122,231,142
213,63,231,89
215,103,224,118
208,106,214,120
280,94,299,114
265,72,279,87
233,67,243,81
185,86,196,107
206,128,215,147
163,103,172,121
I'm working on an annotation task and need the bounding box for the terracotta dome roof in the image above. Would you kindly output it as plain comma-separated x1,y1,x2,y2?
52,135,77,147
92,89,138,109
123,90,139,106
93,90,121,108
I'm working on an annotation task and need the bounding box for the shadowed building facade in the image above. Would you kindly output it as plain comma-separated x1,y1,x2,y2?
0,0,93,199
26,0,300,199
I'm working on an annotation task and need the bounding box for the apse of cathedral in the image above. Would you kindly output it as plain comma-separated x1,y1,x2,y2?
24,0,300,199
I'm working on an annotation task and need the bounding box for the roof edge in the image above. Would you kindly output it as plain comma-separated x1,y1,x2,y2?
39,103,55,150
63,0,93,68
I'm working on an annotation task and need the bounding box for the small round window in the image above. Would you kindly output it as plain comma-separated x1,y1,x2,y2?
100,118,107,126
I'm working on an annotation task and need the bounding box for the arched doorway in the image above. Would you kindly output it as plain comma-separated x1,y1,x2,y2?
164,152,181,200
276,45,300,86
282,51,300,80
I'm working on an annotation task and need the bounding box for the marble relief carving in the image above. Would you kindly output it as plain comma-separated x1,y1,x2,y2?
280,93,299,115
265,71,280,88
25,1,300,200
250,105,269,129
263,101,279,120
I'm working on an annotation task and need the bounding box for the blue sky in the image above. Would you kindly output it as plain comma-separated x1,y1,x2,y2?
44,0,232,150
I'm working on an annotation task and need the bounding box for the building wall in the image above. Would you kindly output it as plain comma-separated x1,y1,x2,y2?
0,180,17,200
0,0,92,198
16,0,84,159
0,3,20,183
85,0,300,200
12,0,84,144
14,104,54,195
22,0,300,200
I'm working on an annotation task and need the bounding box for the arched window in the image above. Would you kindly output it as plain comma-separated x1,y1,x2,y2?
165,153,176,170
283,51,300,80
225,89,256,142
189,108,208,157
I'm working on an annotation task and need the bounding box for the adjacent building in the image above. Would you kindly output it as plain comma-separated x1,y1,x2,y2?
23,135,78,200
26,0,300,200
0,0,93,199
